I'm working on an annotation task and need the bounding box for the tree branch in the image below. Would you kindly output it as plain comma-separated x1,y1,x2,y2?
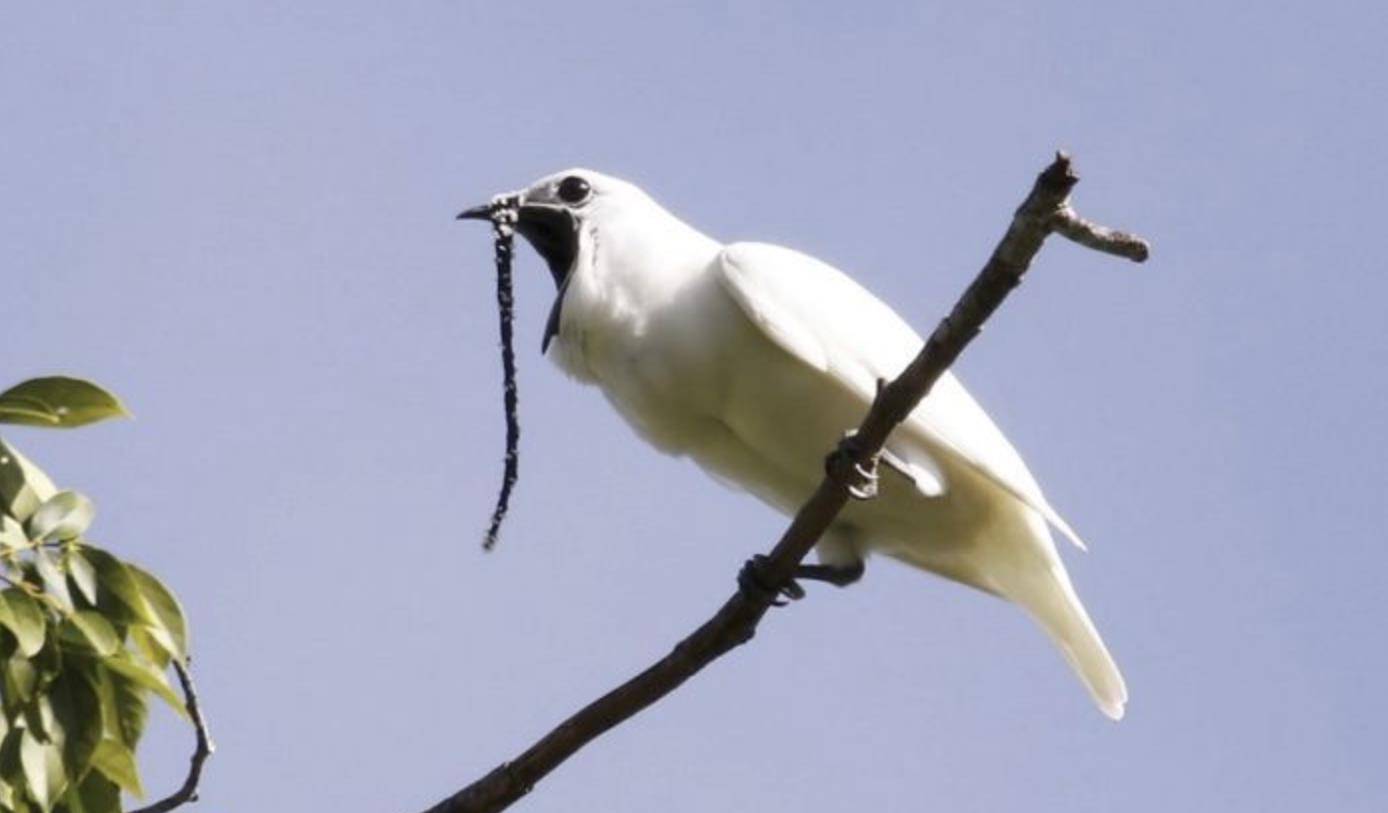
129,660,216,813
422,152,1149,813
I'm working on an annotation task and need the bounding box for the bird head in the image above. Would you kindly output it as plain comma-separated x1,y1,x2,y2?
460,169,718,352
458,168,648,289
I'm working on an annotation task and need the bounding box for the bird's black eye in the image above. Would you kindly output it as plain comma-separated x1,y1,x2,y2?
557,175,591,205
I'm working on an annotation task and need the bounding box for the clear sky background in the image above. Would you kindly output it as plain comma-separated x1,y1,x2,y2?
4,2,1385,811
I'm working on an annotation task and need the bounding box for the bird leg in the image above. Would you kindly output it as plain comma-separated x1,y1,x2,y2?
738,555,865,605
793,560,865,587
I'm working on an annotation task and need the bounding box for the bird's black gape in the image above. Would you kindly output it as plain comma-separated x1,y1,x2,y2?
511,205,580,353
513,205,579,288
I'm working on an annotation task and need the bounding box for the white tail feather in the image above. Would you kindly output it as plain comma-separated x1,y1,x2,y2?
1013,564,1128,720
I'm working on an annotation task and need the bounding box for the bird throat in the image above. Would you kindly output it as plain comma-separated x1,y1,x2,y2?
514,206,578,288
513,205,579,352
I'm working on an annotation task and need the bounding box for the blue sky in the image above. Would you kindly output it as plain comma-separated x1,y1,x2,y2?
3,2,1385,810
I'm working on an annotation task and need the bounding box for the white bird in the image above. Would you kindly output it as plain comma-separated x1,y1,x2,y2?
460,169,1127,720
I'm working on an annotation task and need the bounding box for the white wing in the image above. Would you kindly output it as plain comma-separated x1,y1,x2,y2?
716,242,1086,549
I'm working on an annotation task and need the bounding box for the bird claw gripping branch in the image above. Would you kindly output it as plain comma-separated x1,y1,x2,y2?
825,431,880,501
738,554,807,606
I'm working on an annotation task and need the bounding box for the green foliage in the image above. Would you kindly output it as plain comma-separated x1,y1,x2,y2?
0,380,129,430
0,378,189,813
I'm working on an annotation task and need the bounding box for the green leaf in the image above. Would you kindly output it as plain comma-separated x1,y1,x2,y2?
5,653,37,703
26,492,94,544
19,730,65,812
81,549,187,662
0,729,25,811
21,695,55,749
94,665,147,749
0,401,57,426
32,551,72,613
0,379,129,430
127,627,170,671
60,770,120,813
88,740,142,799
65,553,97,607
127,565,187,662
47,667,102,777
0,516,25,553
76,549,148,629
0,723,23,770
0,440,58,524
0,590,47,657
66,613,118,657
101,654,186,719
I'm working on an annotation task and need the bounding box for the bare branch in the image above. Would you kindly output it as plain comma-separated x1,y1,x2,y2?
1049,204,1150,261
130,661,216,813
421,152,1148,813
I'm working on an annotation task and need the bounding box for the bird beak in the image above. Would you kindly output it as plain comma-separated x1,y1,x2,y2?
456,203,494,221
456,192,577,289
458,189,527,221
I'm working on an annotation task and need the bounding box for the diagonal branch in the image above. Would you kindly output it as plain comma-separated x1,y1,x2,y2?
421,152,1149,813
129,660,216,813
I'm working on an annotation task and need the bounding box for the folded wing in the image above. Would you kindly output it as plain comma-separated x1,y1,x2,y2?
716,242,1085,549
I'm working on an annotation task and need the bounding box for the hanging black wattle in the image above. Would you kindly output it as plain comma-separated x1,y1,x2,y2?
483,196,521,551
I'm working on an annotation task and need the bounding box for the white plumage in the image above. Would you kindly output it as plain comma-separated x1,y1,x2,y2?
494,168,1126,720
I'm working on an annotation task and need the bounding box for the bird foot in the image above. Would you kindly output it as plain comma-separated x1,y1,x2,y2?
825,432,880,500
738,555,805,606
738,556,866,605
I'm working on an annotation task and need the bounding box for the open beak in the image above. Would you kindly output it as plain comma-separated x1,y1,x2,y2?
456,192,578,352
456,192,577,287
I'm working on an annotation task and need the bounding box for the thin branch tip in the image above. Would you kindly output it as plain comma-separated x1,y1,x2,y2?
1037,151,1150,263
1040,152,1079,192
1049,206,1151,262
129,660,215,813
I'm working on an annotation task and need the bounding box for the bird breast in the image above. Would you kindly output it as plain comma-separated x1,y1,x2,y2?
547,257,753,454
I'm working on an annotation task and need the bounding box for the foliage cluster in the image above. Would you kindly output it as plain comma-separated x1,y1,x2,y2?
0,378,189,813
